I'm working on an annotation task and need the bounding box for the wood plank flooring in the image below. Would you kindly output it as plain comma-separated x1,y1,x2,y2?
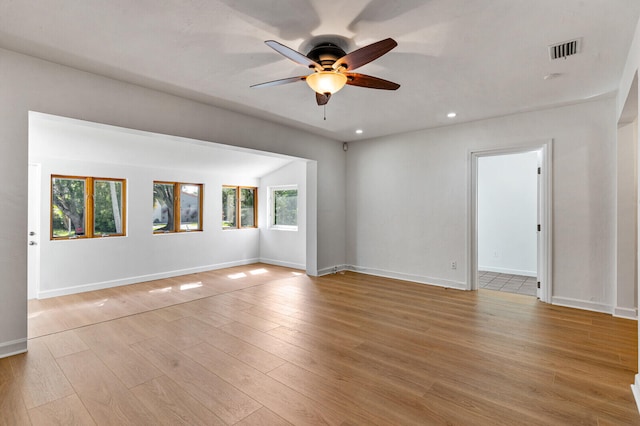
2,264,638,425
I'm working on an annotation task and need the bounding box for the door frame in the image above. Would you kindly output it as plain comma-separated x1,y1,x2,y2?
467,140,553,303
28,162,41,300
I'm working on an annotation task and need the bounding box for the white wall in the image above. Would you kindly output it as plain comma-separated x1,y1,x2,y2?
0,47,346,358
616,120,638,318
478,152,538,276
259,162,307,269
347,97,617,312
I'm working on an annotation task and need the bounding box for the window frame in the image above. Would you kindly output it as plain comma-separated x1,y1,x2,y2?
50,174,127,240
222,185,258,229
269,185,298,231
153,181,204,234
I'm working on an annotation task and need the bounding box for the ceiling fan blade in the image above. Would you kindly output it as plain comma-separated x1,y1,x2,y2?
265,40,322,70
316,92,331,105
345,73,400,90
332,38,397,71
250,76,307,88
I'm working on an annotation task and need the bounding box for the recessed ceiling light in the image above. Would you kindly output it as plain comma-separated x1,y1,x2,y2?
447,112,457,118
355,129,363,134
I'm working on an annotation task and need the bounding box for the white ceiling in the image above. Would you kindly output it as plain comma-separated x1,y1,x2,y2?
3,1,640,141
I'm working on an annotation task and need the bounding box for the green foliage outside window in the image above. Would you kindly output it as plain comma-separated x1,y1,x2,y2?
153,183,175,232
273,189,297,227
52,177,85,238
94,180,123,235
222,187,237,228
240,188,255,227
51,175,126,239
180,184,201,230
153,182,203,233
223,186,256,229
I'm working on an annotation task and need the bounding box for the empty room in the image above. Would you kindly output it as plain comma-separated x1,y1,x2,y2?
2,1,640,424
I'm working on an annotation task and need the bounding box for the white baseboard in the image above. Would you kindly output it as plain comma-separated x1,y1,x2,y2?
37,258,261,299
478,266,536,277
551,296,612,314
317,264,348,276
327,264,467,290
614,306,638,320
0,338,27,359
632,375,640,413
258,258,306,271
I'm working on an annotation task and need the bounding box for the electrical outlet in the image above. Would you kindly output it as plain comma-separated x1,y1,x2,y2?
451,261,457,270
494,251,499,258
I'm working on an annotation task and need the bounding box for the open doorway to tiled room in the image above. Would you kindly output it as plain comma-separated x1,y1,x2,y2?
478,271,537,296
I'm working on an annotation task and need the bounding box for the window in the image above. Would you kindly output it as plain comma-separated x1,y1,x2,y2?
51,175,126,239
222,186,237,228
270,185,298,230
94,179,125,236
180,184,202,231
153,182,203,233
240,187,256,228
222,186,257,229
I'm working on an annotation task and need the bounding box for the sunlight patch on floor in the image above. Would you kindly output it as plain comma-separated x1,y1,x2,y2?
228,272,247,279
149,287,172,294
180,282,203,291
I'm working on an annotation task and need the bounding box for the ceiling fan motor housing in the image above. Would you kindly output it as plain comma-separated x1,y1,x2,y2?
307,43,347,70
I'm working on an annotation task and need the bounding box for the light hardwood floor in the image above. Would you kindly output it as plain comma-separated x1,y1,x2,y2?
2,264,638,425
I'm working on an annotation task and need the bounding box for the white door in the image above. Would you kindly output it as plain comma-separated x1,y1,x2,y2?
28,163,41,300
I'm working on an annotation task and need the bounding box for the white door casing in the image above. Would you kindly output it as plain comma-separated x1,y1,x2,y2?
28,163,41,300
468,140,553,303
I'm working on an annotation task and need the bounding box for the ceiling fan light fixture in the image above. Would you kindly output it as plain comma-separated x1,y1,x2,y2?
306,71,347,95
253,38,400,106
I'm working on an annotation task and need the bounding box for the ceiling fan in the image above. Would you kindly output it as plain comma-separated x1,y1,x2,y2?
251,38,400,105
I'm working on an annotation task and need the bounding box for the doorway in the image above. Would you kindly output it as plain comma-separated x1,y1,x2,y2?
468,142,552,303
477,151,538,296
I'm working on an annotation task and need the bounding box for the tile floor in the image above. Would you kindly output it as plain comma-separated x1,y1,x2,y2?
478,271,538,296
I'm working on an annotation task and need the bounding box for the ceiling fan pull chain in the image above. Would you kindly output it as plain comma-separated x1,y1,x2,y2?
324,104,326,121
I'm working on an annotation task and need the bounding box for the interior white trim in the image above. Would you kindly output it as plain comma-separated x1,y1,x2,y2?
632,375,640,413
28,163,41,300
551,296,611,314
614,307,638,320
259,258,306,271
305,160,318,277
317,264,348,276
342,265,467,290
36,258,260,299
468,140,553,303
0,338,27,359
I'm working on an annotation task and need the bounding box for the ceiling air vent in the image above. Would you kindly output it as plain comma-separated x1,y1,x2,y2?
548,38,581,60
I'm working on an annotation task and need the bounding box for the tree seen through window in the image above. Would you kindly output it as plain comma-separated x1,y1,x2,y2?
51,176,126,239
273,188,297,227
